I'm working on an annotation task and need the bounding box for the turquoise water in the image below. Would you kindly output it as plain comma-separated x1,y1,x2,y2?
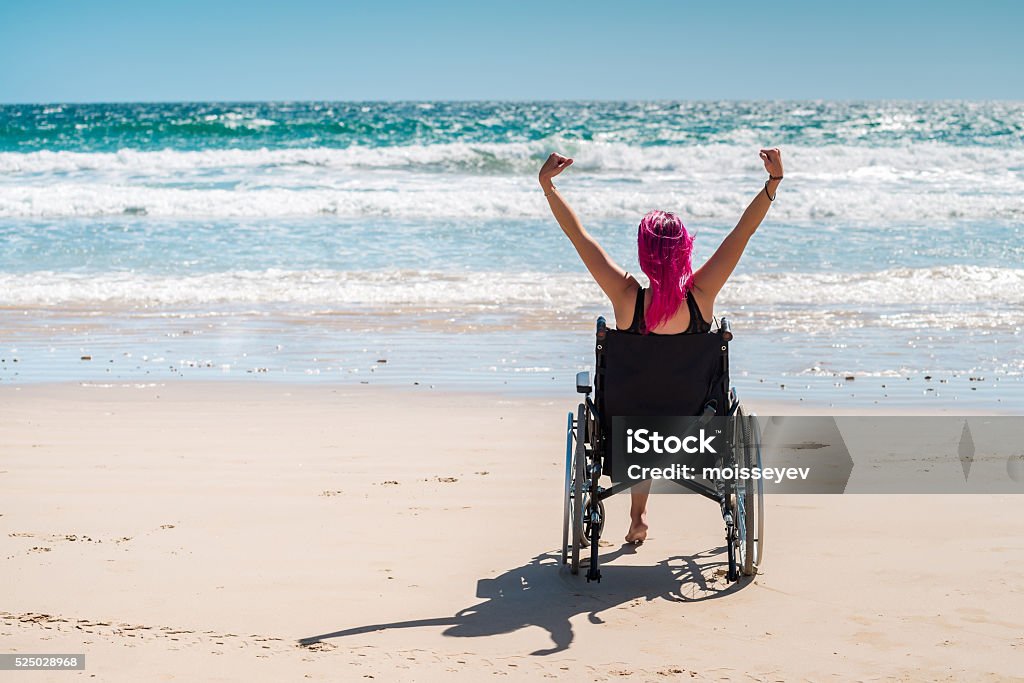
3,101,1023,152
1,101,1022,409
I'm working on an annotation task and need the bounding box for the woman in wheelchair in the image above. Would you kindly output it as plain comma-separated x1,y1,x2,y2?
539,148,783,546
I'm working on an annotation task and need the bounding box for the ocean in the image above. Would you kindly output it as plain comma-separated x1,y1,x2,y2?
1,101,1021,409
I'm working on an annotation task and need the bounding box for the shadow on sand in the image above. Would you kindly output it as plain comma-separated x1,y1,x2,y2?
299,543,751,655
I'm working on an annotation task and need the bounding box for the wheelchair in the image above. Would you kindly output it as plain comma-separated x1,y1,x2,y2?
562,315,764,583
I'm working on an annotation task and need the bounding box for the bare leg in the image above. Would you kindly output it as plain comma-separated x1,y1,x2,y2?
625,480,651,544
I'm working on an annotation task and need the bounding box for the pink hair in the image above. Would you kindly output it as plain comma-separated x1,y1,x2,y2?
637,210,694,334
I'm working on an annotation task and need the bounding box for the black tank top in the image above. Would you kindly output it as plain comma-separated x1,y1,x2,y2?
620,287,711,335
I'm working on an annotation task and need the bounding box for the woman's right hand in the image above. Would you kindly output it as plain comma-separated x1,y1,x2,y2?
539,152,573,188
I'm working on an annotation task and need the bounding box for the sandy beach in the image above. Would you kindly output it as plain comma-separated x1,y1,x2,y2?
2,381,1022,681
3,1,1023,680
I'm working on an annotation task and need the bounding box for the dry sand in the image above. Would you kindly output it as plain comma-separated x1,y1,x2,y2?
1,382,1022,681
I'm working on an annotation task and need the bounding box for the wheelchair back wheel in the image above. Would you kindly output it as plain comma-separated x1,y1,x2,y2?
747,412,765,571
565,404,588,574
561,411,573,567
736,406,765,576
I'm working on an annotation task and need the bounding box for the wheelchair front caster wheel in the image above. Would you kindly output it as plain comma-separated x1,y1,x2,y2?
582,495,605,548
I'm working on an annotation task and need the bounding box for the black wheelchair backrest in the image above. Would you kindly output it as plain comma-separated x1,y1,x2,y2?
597,325,729,418
594,317,731,468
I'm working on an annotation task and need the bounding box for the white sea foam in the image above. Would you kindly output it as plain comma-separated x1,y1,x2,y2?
0,178,1019,223
0,142,1021,221
2,140,1022,176
3,266,1022,311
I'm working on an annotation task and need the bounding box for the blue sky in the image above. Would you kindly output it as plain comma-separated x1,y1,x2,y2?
1,0,1021,103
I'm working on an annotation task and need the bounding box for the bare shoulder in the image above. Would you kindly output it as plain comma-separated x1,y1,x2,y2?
623,272,642,291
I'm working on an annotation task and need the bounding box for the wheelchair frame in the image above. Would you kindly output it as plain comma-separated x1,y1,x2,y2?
561,316,765,583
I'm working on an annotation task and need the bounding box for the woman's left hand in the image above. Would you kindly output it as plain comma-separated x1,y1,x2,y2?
759,148,784,178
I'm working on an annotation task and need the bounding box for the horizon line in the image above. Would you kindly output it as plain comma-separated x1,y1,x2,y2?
3,97,1023,107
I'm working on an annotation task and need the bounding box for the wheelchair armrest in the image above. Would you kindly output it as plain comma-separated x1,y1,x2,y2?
576,371,592,394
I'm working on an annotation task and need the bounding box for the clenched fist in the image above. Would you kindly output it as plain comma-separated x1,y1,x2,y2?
539,152,574,187
759,148,784,178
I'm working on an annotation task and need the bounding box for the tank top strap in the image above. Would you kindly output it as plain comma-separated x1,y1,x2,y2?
685,288,711,334
630,286,646,334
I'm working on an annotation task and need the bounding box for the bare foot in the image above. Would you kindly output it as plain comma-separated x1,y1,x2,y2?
625,517,648,545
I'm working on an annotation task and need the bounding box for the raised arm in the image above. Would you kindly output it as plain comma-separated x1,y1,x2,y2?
539,153,633,303
692,148,784,301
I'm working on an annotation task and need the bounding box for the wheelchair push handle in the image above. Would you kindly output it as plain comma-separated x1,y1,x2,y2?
719,317,733,342
596,316,607,341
